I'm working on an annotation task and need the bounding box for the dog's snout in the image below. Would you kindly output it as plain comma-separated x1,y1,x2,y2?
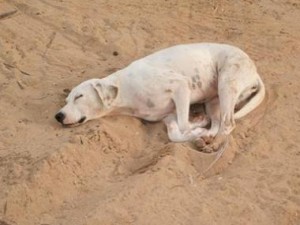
55,112,65,124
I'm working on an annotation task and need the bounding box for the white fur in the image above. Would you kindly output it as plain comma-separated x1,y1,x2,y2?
56,43,265,151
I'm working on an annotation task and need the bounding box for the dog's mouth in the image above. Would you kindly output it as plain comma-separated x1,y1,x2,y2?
62,116,86,127
78,116,86,124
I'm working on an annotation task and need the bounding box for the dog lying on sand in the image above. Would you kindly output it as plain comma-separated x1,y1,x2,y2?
55,43,265,152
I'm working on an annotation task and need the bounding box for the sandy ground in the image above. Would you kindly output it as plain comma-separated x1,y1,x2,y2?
0,0,299,224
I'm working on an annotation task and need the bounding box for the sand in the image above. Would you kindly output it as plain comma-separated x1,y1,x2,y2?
0,0,300,224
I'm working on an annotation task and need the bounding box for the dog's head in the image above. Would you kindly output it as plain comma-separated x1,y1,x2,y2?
55,78,118,126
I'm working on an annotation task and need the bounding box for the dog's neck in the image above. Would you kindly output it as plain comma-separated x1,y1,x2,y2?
96,103,136,120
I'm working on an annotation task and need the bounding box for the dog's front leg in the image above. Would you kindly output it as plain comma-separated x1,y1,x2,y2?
164,81,209,143
194,97,222,152
172,82,192,133
173,86,210,130
163,114,206,142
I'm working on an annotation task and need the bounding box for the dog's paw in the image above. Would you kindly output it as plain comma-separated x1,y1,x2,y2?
194,135,227,153
194,136,213,151
201,142,219,153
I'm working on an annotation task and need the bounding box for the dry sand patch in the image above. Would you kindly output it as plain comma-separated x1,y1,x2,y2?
0,0,300,224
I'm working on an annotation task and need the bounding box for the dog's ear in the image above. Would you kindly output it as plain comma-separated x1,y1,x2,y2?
92,81,118,108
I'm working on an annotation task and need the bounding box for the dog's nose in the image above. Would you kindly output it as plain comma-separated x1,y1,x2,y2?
55,112,65,124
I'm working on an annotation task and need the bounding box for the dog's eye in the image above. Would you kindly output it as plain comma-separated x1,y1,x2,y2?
74,94,83,101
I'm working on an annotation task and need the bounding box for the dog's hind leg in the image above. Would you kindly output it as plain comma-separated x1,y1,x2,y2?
201,67,245,152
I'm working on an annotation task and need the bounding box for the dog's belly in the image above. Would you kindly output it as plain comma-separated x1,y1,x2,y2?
132,98,175,121
190,80,218,104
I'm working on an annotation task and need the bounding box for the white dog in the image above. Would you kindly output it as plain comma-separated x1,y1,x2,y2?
55,43,265,152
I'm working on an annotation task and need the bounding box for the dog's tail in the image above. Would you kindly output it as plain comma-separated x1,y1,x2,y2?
234,76,265,119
